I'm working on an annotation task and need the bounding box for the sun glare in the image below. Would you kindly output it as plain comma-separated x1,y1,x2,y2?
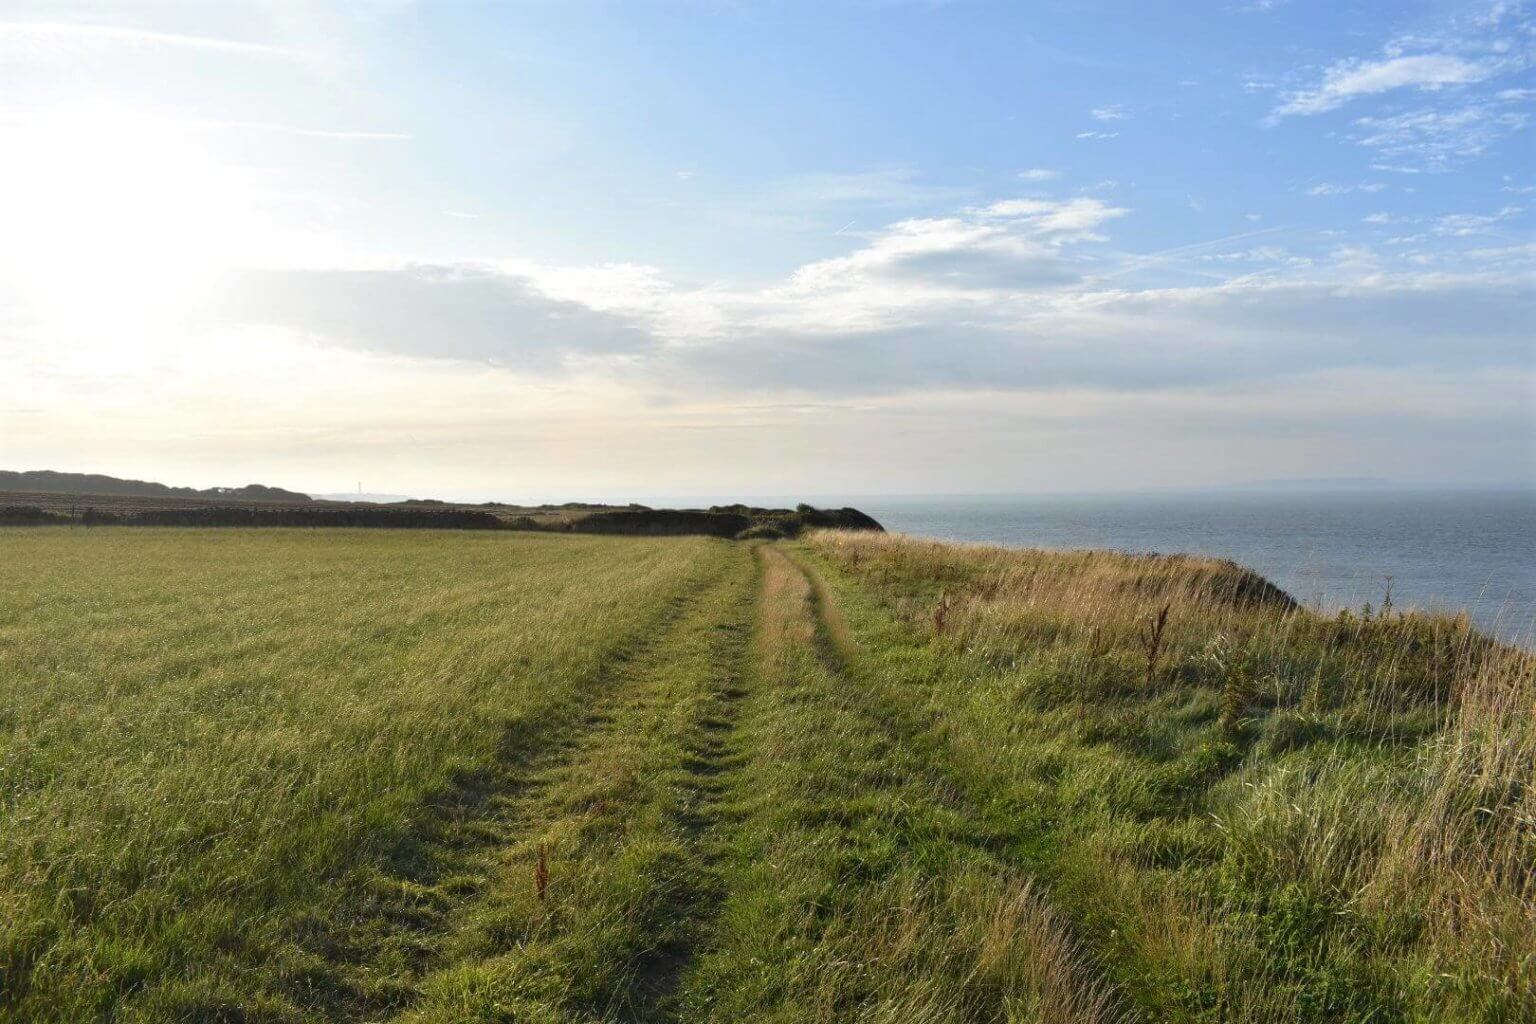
0,103,266,363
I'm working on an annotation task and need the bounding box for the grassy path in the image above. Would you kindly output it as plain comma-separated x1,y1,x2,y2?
366,543,758,1023
327,542,1121,1024
670,546,1118,1023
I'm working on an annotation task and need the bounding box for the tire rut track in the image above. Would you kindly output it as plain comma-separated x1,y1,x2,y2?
774,546,1130,1023
315,575,726,1022
620,559,758,1022
351,550,758,1024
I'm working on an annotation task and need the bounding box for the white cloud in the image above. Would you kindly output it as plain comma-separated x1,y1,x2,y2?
1090,104,1129,121
1274,54,1495,117
1075,130,1119,140
182,194,1533,405
975,197,1127,238
658,272,1534,397
1017,168,1059,181
204,265,654,368
1307,182,1388,196
1435,205,1524,236
1200,246,1310,268
763,169,969,208
10,184,1531,495
1354,104,1529,171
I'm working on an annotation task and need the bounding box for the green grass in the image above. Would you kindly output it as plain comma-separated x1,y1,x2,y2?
800,531,1534,1024
0,525,1530,1022
0,528,736,1020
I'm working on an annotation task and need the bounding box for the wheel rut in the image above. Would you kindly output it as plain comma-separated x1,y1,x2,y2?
312,575,726,1022
772,546,1129,1023
622,618,754,1022
331,549,759,1024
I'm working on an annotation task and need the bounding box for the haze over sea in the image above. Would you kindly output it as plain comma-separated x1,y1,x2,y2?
661,489,1534,645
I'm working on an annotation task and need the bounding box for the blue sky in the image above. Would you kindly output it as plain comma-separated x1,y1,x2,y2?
0,0,1532,499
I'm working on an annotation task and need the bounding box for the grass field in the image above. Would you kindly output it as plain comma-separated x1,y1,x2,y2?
0,527,1530,1022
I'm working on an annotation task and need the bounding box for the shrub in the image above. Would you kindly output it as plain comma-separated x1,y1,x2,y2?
0,505,68,526
735,523,788,541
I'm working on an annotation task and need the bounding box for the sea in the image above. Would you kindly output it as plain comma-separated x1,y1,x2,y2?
681,489,1535,645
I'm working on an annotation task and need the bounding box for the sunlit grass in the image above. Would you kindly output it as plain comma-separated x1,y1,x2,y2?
0,527,730,1020
804,529,1534,1023
2,525,1528,1022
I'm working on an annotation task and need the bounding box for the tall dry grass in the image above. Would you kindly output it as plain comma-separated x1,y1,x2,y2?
805,528,1533,1021
676,546,1121,1023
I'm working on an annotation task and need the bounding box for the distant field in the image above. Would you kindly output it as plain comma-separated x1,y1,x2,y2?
0,527,1529,1022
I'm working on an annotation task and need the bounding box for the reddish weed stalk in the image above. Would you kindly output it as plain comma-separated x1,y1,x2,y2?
1140,603,1171,689
535,843,550,902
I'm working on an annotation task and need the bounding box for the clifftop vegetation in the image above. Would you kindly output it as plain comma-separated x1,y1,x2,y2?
0,525,1524,1022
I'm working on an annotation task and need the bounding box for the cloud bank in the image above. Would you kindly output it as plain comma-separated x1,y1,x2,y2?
200,196,1536,402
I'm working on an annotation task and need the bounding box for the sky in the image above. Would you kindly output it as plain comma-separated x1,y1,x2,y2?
0,0,1532,501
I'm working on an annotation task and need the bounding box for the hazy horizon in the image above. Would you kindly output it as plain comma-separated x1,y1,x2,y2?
3,1,1533,496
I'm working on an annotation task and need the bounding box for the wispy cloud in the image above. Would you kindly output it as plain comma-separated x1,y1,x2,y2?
763,168,971,208
1090,104,1130,121
975,197,1127,239
1435,205,1524,236
1274,54,1495,117
0,21,312,61
1017,167,1059,181
1266,5,1534,172
1199,245,1309,268
1306,182,1387,196
1355,103,1529,172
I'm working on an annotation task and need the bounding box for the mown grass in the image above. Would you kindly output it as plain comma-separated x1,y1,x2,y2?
802,530,1535,1023
0,527,736,1021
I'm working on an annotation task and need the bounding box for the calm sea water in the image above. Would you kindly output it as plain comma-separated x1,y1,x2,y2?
834,491,1536,644
647,489,1533,644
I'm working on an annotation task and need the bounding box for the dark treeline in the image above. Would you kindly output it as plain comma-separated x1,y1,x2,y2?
568,509,752,538
1,503,885,538
1,505,504,530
